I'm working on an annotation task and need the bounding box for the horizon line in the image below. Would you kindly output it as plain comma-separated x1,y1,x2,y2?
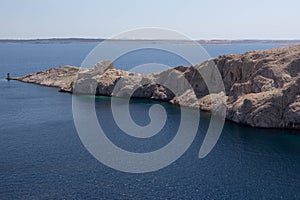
1,37,300,41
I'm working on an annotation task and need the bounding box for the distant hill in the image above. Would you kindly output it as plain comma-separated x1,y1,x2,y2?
0,38,105,44
0,38,300,45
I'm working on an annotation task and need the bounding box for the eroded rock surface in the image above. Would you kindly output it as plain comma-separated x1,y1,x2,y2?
15,45,300,129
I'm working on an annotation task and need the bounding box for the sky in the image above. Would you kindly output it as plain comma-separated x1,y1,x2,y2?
0,0,299,40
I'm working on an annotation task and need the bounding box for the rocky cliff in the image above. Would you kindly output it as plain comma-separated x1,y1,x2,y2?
15,45,300,129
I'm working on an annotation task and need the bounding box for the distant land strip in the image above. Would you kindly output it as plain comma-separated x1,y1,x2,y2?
0,38,300,45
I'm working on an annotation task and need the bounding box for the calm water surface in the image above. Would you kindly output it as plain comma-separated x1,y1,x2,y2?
0,43,299,199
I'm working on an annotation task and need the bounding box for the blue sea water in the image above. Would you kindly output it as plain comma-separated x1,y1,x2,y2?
0,43,299,199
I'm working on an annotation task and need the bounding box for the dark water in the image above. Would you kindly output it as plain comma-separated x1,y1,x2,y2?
0,43,299,199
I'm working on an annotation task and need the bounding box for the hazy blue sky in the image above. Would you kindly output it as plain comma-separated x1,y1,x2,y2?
0,0,299,39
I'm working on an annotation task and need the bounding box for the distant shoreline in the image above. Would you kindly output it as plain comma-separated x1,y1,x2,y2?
0,38,300,45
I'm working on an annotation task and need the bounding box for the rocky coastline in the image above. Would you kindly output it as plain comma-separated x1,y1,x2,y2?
14,45,300,129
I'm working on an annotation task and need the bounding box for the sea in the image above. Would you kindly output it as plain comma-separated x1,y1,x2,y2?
0,43,299,199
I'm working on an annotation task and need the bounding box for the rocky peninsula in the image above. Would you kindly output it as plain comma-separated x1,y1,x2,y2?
14,45,300,129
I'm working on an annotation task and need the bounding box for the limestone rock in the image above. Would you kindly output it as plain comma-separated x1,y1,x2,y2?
15,45,300,129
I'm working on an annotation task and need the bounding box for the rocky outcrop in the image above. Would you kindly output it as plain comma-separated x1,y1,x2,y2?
215,45,300,128
15,45,300,129
17,66,79,93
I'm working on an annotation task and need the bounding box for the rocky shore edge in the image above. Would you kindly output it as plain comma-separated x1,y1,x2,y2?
13,45,300,129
